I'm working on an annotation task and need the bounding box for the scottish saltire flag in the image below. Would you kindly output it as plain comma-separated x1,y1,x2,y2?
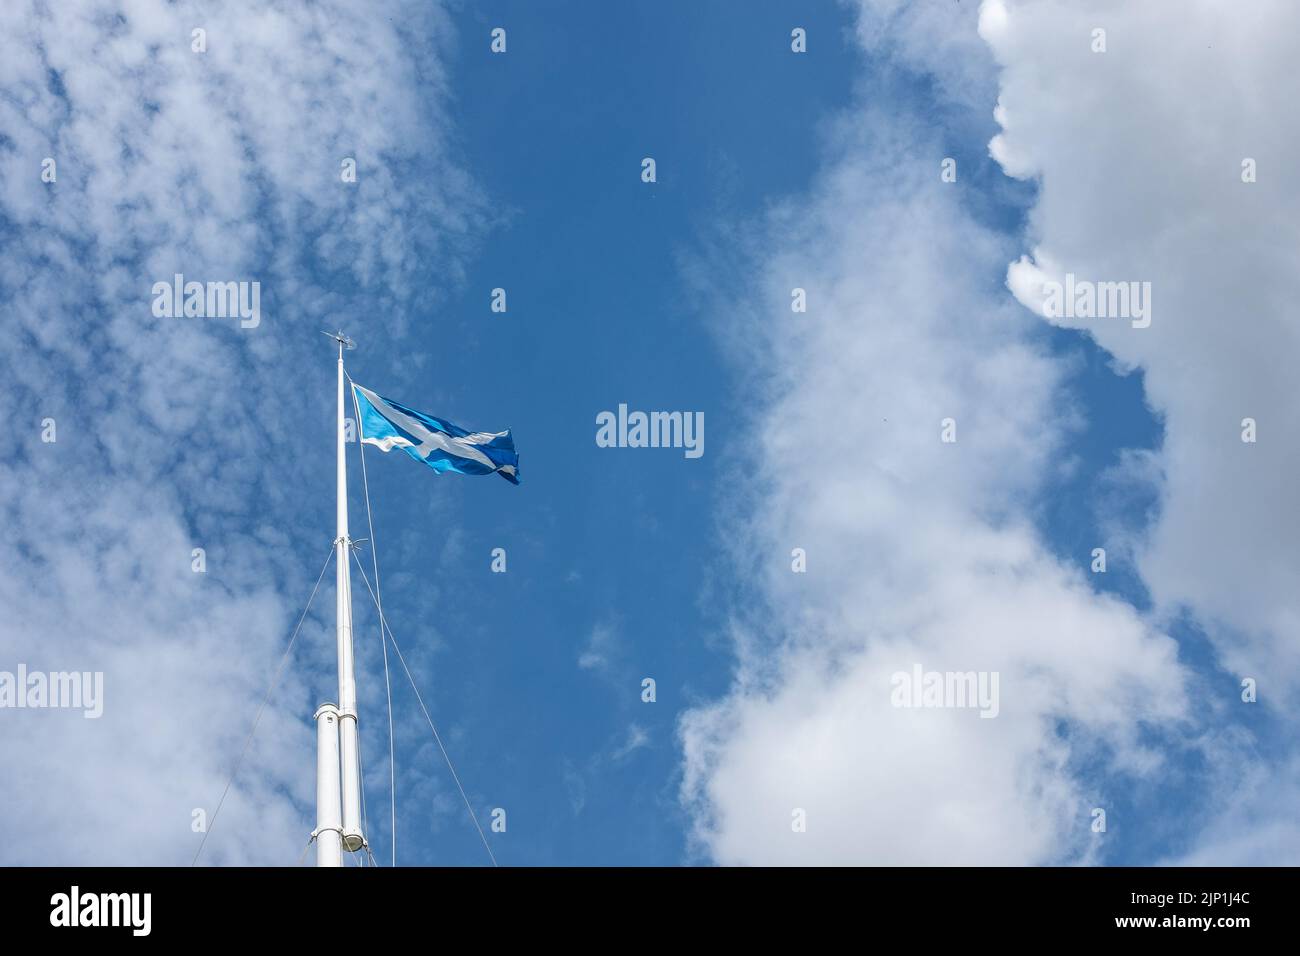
352,383,520,484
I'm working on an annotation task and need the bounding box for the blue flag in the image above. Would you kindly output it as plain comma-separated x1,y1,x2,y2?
352,383,520,484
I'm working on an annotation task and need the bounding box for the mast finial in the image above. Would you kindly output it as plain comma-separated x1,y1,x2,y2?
321,329,356,350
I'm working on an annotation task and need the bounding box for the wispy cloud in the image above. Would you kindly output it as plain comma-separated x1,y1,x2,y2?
0,0,482,864
578,622,624,676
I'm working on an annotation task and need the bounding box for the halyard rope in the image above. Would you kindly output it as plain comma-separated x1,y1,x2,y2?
350,371,398,868
351,551,499,867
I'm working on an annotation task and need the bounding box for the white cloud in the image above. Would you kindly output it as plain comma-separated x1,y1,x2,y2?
678,3,1193,865
855,0,1001,113
977,0,1300,865
0,0,479,864
578,622,623,675
611,723,650,761
984,0,1300,695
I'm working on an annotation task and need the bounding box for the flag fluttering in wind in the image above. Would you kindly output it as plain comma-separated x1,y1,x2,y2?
352,382,520,484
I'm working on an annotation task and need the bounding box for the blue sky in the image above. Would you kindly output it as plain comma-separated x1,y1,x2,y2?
1,0,1296,867
346,0,866,866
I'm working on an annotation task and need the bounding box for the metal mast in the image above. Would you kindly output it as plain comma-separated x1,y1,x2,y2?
315,331,366,866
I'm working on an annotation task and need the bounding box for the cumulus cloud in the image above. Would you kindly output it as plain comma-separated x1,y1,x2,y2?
983,0,1300,693
0,0,479,864
678,158,1187,859
677,3,1196,865
680,0,1300,867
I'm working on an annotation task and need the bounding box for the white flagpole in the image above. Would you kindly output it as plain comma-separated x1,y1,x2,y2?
315,331,365,865
335,335,366,856
314,702,343,866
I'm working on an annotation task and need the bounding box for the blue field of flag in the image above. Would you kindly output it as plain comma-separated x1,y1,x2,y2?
352,383,520,484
